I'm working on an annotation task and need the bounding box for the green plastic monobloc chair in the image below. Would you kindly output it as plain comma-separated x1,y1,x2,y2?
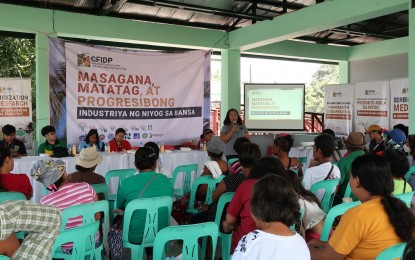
375,242,407,260
51,221,100,260
227,158,238,167
395,191,415,207
213,192,235,260
58,200,109,260
406,165,415,182
299,156,308,171
123,196,173,260
153,222,219,260
320,201,361,242
0,256,9,259
186,175,225,214
105,168,135,223
0,192,26,203
91,183,109,200
171,164,198,200
310,178,340,213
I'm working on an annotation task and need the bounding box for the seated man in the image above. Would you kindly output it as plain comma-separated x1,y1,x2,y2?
0,124,27,157
366,124,385,154
0,200,61,259
303,133,341,193
38,125,67,156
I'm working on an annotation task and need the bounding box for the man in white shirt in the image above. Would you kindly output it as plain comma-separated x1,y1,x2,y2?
303,133,341,193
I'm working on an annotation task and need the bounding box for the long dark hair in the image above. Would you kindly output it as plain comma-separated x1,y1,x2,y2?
273,134,294,153
223,108,243,125
282,170,322,208
351,154,415,242
0,146,11,168
85,129,99,144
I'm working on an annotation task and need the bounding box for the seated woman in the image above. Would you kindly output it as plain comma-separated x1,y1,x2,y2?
0,146,33,199
196,138,229,200
282,170,326,242
78,129,105,152
30,158,99,253
144,141,171,178
112,147,173,257
223,157,287,254
228,137,251,175
232,174,310,260
197,128,214,149
108,128,132,152
273,134,303,176
308,154,415,260
68,147,106,199
383,147,412,195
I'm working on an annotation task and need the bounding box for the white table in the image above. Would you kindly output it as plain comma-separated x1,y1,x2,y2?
13,150,208,203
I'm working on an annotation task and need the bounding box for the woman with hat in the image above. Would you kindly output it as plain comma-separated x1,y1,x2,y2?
366,124,385,154
68,147,105,185
30,158,99,253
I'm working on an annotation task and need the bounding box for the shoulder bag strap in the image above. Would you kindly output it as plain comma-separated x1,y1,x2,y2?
137,173,158,199
324,165,335,180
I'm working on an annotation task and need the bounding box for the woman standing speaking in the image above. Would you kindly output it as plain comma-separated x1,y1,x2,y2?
220,108,249,159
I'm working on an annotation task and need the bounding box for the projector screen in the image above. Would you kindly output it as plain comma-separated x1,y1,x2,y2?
244,83,305,131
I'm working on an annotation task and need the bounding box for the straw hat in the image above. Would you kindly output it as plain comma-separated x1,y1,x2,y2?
76,147,103,168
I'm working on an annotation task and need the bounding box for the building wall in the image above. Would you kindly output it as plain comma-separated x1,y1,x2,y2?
349,53,408,83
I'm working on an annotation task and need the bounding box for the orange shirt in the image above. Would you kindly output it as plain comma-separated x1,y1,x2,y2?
329,197,402,260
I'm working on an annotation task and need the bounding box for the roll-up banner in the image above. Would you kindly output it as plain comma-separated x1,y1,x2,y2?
389,78,408,128
324,84,354,137
0,78,32,130
354,81,390,132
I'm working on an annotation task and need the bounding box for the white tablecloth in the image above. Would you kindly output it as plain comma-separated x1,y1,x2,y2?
13,150,208,203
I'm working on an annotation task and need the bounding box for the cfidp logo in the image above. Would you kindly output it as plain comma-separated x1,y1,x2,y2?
402,88,409,94
333,92,343,97
364,89,376,95
77,54,91,67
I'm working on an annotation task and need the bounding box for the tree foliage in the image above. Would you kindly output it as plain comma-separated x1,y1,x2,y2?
305,64,339,113
0,37,36,119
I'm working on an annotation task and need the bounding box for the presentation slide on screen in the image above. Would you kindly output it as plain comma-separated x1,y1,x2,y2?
244,84,305,131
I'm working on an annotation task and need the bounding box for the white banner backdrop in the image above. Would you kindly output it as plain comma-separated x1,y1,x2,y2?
390,78,408,127
354,81,390,132
0,78,32,130
324,84,354,136
50,39,210,147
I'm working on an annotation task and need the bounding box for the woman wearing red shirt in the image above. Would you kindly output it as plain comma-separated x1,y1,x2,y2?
0,146,33,199
108,128,132,152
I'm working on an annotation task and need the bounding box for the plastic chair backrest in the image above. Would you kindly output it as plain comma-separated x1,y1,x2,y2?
171,164,198,198
0,192,26,203
343,182,352,198
153,222,219,260
186,175,224,214
227,158,238,167
375,242,407,260
406,165,415,182
51,221,100,259
299,156,308,170
0,256,9,259
91,183,109,200
320,201,361,241
310,178,340,213
215,192,234,260
105,168,135,191
122,196,173,260
395,191,415,207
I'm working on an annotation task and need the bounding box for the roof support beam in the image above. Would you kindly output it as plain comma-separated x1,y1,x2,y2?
229,0,408,50
0,3,228,50
347,36,408,61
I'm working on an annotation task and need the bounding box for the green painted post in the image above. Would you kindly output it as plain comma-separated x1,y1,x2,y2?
35,33,51,150
338,61,349,84
409,4,415,134
221,50,241,124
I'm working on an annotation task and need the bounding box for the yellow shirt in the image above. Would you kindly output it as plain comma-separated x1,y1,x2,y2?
329,197,402,260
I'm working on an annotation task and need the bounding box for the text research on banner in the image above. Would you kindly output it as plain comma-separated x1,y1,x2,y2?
324,84,354,137
49,39,210,146
0,78,32,130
